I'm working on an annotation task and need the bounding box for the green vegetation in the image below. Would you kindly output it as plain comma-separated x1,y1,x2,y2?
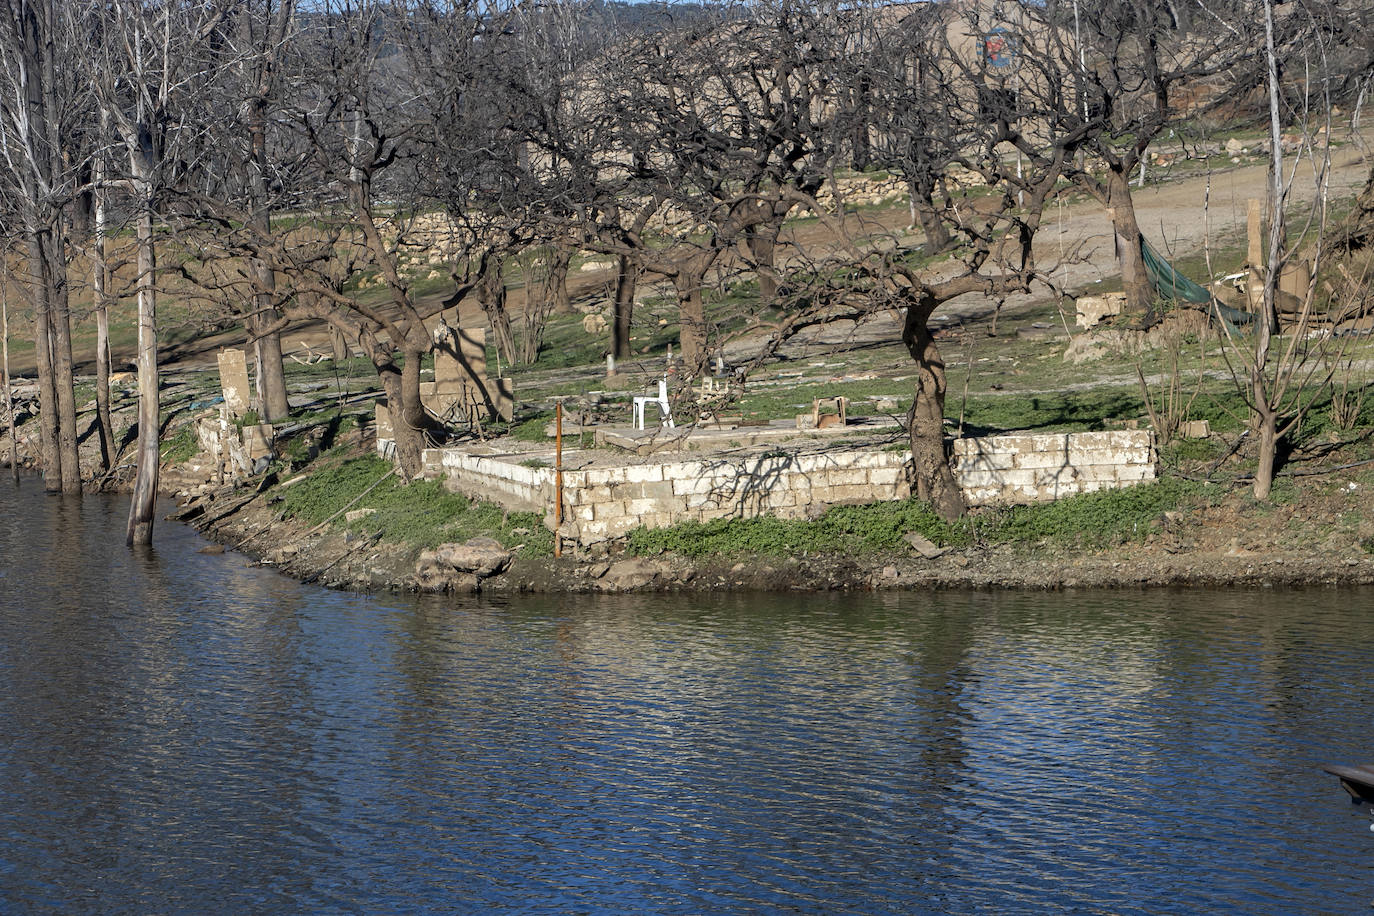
626,475,1224,558
626,498,964,557
977,476,1223,547
159,426,198,464
278,454,552,555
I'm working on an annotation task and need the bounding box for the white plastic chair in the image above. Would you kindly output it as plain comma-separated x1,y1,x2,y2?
633,379,674,430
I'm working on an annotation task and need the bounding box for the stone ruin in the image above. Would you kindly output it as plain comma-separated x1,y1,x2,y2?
193,348,276,482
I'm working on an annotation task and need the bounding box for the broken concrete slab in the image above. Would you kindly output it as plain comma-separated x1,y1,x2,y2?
217,349,251,417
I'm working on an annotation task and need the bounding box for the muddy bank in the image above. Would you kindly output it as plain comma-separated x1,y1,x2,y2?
175,475,1374,594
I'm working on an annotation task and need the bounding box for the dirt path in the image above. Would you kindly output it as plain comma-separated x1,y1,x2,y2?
753,147,1372,358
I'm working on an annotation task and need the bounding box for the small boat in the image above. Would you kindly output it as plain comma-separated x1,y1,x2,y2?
1323,764,1374,801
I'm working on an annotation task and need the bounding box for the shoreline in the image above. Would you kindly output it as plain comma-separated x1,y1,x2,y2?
178,477,1374,594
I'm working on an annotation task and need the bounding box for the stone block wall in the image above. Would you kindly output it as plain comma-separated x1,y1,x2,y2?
953,430,1155,506
555,450,913,543
422,449,554,514
419,429,1156,545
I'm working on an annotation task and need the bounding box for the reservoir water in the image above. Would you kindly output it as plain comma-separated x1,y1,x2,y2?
0,477,1371,914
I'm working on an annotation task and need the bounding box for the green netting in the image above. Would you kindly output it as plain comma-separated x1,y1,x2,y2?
1140,236,1255,332
1141,237,1212,304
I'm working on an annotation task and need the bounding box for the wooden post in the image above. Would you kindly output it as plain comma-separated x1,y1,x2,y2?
554,399,563,558
1246,198,1265,312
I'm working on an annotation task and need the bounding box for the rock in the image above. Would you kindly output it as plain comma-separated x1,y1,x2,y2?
1177,419,1210,439
429,537,512,578
198,544,225,555
903,532,947,559
1225,137,1245,156
601,558,661,591
344,508,377,523
582,313,608,335
1075,293,1126,329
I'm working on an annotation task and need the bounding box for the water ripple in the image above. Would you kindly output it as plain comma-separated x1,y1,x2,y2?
1,484,1373,912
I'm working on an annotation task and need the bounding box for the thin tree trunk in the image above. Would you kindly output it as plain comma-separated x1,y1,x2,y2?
1252,0,1287,501
126,201,159,546
479,258,515,369
2,274,17,481
1252,398,1278,500
549,244,573,316
612,255,636,360
92,150,114,472
902,287,965,521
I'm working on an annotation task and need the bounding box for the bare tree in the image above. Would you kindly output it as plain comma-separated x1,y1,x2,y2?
990,0,1259,321
0,0,85,494
83,0,233,544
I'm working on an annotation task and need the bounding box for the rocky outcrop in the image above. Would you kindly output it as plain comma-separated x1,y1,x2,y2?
414,537,512,592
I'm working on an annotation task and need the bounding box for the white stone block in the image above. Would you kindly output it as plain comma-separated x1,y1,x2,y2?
623,464,664,484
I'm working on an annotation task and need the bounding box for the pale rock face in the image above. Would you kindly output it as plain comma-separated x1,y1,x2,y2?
1075,293,1126,329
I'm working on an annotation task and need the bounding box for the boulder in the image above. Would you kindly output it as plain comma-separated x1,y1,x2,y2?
600,558,662,591
414,537,511,591
431,537,512,578
1075,293,1126,329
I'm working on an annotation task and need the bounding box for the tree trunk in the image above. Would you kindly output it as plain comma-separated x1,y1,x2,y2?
902,287,965,521
479,258,515,371
250,271,292,422
126,201,159,547
549,245,573,316
675,275,709,374
92,164,114,473
1106,167,1155,320
2,278,18,480
374,353,426,480
612,255,636,360
46,230,80,494
245,0,294,422
745,222,780,305
26,236,60,492
910,179,953,253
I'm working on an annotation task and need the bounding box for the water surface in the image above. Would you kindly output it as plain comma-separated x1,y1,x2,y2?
0,479,1370,913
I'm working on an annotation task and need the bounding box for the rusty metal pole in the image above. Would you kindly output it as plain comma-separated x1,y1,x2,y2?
554,399,563,558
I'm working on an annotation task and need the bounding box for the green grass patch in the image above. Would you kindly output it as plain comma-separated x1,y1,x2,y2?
957,387,1143,433
626,476,1223,558
159,425,198,464
972,476,1222,547
279,454,552,555
626,497,966,558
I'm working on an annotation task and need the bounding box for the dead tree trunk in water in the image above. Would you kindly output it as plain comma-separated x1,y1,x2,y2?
126,177,159,547
91,131,115,472
25,235,61,492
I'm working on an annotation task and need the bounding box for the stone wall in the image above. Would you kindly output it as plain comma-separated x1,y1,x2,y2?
423,449,554,514
419,429,1156,545
953,430,1156,506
